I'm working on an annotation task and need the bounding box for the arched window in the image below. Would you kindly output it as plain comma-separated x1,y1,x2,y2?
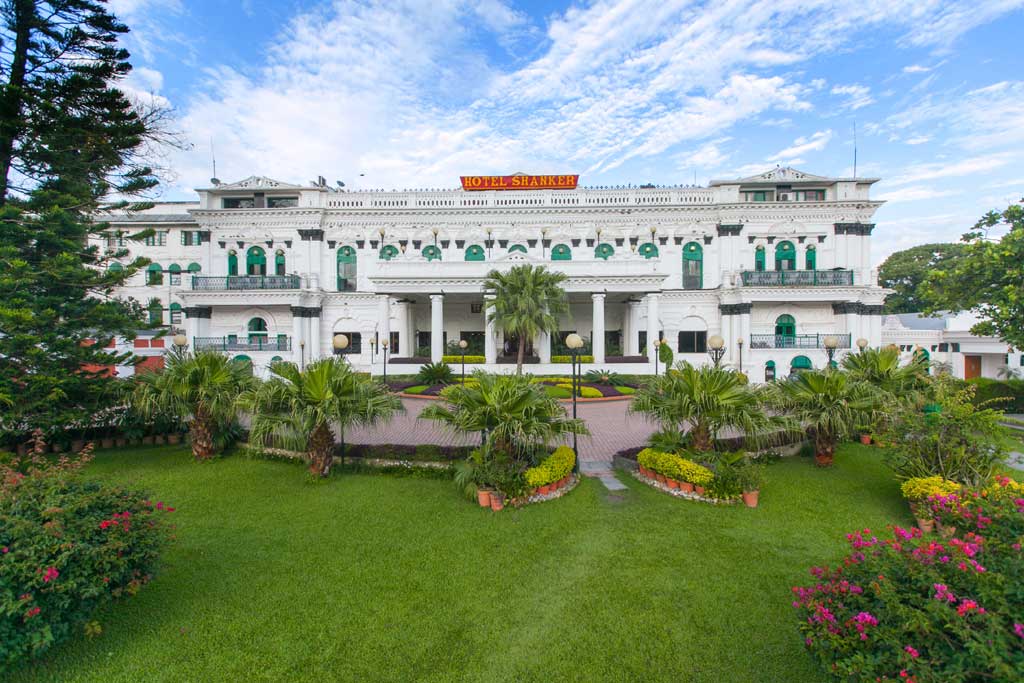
248,317,268,344
169,302,182,325
775,314,796,346
508,244,527,254
275,249,286,276
465,245,485,261
682,242,703,289
246,246,267,276
227,250,238,276
765,360,776,382
638,242,659,259
791,355,812,373
270,356,284,364
775,241,796,271
147,299,163,325
168,263,182,285
146,263,163,285
595,243,614,260
108,262,123,272
422,245,442,261
754,246,766,272
337,246,356,291
551,244,571,261
805,244,816,271
187,262,201,273
380,245,399,260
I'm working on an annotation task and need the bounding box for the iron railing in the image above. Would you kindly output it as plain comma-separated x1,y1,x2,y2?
191,275,301,290
748,333,851,350
741,270,853,287
193,336,292,352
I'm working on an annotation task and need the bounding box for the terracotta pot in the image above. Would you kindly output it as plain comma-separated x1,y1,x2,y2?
655,474,667,484
100,438,115,449
115,437,127,447
154,435,166,445
916,517,935,534
638,466,648,477
477,489,492,507
539,484,551,495
694,485,706,495
71,439,85,452
560,476,569,488
167,434,181,445
742,490,760,508
667,479,680,490
814,453,834,467
859,434,872,445
937,522,956,539
489,495,505,511
142,436,154,445
680,481,694,493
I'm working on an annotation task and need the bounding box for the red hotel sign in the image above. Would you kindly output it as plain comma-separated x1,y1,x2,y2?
460,174,579,191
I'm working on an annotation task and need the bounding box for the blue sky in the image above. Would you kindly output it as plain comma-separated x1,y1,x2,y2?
111,0,1024,264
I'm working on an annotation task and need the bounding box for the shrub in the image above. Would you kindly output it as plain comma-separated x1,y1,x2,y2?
524,445,576,488
550,355,594,363
0,446,173,671
441,355,486,365
616,386,635,395
416,362,454,386
658,342,673,366
967,377,1024,412
403,384,429,394
647,428,688,454
793,485,1024,682
555,383,602,398
637,448,713,486
413,444,443,461
899,476,960,502
584,369,626,386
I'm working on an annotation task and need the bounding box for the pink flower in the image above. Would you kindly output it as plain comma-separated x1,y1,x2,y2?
933,584,957,602
41,567,59,583
1014,623,1024,639
956,599,985,616
904,646,919,658
1,546,8,554
24,606,41,619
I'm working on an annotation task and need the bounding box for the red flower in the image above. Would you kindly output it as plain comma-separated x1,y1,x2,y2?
42,566,59,583
25,606,41,619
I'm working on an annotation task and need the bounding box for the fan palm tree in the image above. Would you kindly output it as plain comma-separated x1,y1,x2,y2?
483,264,568,373
131,349,254,460
841,345,928,397
420,371,587,460
765,369,884,466
630,362,783,452
237,358,402,477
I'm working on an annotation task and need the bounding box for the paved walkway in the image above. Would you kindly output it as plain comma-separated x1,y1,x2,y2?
347,397,657,463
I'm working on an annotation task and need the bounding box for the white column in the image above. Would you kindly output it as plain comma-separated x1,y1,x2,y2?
621,303,632,357
738,308,751,368
430,294,444,363
309,310,321,361
484,295,497,364
626,301,640,355
378,295,391,356
592,293,606,364
538,329,551,363
394,301,410,357
185,312,199,349
646,293,660,365
291,309,304,365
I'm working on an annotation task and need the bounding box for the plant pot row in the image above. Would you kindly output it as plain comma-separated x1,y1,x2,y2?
533,476,572,497
636,466,760,508
476,489,506,511
14,433,184,455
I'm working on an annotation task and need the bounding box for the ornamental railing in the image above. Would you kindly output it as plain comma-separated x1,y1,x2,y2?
748,333,851,350
191,275,301,290
741,270,853,287
192,336,292,352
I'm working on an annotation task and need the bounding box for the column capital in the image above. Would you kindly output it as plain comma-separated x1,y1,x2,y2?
429,293,445,301
183,306,212,319
290,305,322,318
591,292,606,301
719,303,752,316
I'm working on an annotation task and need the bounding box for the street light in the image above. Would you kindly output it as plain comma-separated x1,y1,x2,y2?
707,334,726,367
823,335,839,367
381,338,390,384
458,338,468,384
172,333,188,358
653,338,662,376
432,226,439,248
856,337,869,353
566,332,585,469
737,337,744,374
333,333,349,358
369,335,377,361
299,340,305,369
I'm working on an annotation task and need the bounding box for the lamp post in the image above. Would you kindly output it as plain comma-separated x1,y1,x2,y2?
566,332,585,468
823,335,839,368
299,341,305,369
332,333,349,362
856,337,869,354
381,338,389,384
369,335,377,362
707,334,725,368
541,228,548,257
458,339,468,384
737,337,744,374
432,226,439,249
172,333,188,358
653,338,662,376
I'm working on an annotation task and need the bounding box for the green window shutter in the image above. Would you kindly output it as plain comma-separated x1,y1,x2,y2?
682,242,703,289
638,242,659,259
551,244,571,261
422,245,441,261
595,243,614,260
755,247,766,272
464,245,485,261
805,246,816,270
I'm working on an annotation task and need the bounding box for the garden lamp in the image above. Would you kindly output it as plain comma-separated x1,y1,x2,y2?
333,333,349,352
381,338,390,384
458,339,469,384
856,337,869,353
737,337,744,374
823,335,839,367
707,334,726,368
369,335,377,361
565,332,585,468
299,340,305,369
653,338,663,376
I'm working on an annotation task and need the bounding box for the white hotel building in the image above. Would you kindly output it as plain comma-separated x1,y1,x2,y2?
98,166,896,380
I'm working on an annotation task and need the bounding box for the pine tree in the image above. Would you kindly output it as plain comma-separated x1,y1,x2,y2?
0,1,162,440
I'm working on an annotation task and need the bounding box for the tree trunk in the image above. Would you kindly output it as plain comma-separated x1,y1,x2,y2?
0,0,34,205
516,334,526,375
690,422,713,452
189,410,215,460
309,422,336,477
815,432,835,466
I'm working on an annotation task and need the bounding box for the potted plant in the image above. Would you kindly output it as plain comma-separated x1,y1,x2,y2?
476,488,492,508
737,462,764,508
489,492,505,511
899,476,960,533
666,477,679,490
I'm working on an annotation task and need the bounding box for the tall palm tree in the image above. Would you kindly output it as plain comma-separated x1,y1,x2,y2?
238,358,402,477
630,361,783,452
420,371,587,460
765,369,883,466
131,349,254,460
484,264,568,374
841,345,928,397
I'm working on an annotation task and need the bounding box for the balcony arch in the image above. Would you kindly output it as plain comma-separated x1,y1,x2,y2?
246,246,267,276
551,244,571,261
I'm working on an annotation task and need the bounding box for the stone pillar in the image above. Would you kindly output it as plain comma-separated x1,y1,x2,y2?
646,293,660,365
378,295,391,357
738,309,751,368
430,294,444,363
290,306,306,366
394,300,410,357
484,295,497,364
592,293,606,364
183,306,211,349
625,301,640,355
621,302,632,357
538,329,551,364
309,310,321,361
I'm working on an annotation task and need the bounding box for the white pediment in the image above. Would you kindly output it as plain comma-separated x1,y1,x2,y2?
737,167,829,183
216,176,305,191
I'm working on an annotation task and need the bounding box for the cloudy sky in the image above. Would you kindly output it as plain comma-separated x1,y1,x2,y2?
112,0,1024,264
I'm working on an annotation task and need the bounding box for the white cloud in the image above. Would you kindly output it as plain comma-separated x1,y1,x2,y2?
768,130,833,162
902,64,931,73
873,185,959,202
904,135,931,145
885,153,1012,187
830,84,874,110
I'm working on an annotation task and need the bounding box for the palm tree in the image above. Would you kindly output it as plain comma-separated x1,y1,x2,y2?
841,345,928,397
630,362,782,452
766,369,883,466
420,371,587,460
237,358,402,477
484,264,568,374
131,349,254,460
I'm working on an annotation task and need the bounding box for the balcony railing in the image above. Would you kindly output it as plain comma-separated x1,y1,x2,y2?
741,270,853,287
193,336,292,352
191,275,301,290
749,333,851,350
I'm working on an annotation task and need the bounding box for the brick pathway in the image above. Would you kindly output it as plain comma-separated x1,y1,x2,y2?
347,398,657,463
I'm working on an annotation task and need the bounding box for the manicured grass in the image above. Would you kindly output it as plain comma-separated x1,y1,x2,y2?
11,443,909,682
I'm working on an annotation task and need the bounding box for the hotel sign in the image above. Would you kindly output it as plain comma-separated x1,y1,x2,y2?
460,174,579,191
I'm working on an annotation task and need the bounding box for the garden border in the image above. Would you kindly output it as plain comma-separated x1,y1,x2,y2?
396,392,632,403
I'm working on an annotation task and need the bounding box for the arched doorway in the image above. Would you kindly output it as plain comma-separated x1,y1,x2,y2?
790,355,812,374
246,246,266,276
775,314,796,347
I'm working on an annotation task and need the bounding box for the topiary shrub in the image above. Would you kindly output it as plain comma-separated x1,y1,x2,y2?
524,445,576,489
550,355,594,364
616,386,636,395
441,355,486,365
544,386,572,399
416,362,454,386
0,443,174,672
403,384,429,394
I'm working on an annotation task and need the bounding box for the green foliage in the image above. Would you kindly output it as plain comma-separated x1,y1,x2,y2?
555,383,602,398
966,377,1024,412
616,386,636,395
658,342,674,366
878,242,965,313
584,369,626,386
899,476,960,502
416,362,454,385
637,448,714,486
550,355,594,363
631,362,781,452
543,385,572,399
403,385,429,395
881,376,1008,487
441,355,485,364
646,427,688,454
923,204,1024,349
841,345,929,398
0,445,173,672
524,445,576,488
484,265,568,373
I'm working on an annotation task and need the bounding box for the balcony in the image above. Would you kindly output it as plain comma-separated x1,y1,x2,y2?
191,275,301,290
749,333,851,350
193,336,292,352
741,270,853,287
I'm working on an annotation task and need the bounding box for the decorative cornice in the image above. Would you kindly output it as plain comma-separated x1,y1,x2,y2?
834,222,875,236
289,306,322,317
716,223,743,236
719,303,753,315
183,306,212,319
298,229,324,241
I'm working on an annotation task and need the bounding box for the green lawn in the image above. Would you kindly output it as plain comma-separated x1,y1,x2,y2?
11,444,909,683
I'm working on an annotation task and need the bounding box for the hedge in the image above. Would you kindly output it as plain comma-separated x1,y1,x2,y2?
967,377,1024,412
550,355,594,363
525,445,576,488
556,383,602,398
441,355,485,364
636,448,713,486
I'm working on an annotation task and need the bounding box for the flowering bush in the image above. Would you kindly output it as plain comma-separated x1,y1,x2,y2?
899,476,960,502
524,445,575,488
636,448,714,486
792,481,1024,681
0,439,174,672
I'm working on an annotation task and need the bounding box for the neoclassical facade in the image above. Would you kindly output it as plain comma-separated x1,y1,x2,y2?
98,167,890,380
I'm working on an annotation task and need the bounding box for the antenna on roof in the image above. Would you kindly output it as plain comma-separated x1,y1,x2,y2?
853,121,858,178
210,137,217,181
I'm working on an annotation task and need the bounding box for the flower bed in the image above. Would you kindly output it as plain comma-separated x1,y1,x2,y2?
634,448,738,504
392,377,637,399
477,446,579,511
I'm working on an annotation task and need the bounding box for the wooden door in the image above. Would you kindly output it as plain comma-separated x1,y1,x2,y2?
964,355,981,379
